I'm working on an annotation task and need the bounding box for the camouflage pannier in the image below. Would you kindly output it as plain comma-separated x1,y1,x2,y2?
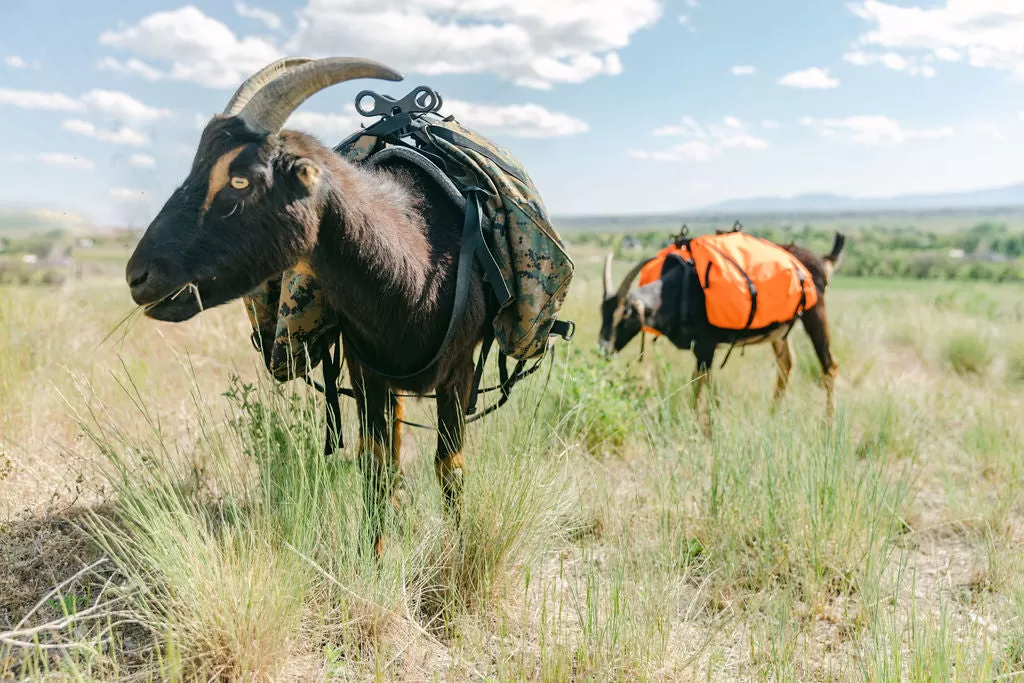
243,87,574,385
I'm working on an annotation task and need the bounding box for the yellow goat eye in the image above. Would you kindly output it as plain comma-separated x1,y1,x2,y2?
230,176,249,190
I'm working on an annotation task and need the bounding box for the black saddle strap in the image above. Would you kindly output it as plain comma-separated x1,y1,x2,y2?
343,187,486,381
322,338,343,455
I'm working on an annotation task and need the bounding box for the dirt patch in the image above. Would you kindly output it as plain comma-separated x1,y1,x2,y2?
0,507,105,628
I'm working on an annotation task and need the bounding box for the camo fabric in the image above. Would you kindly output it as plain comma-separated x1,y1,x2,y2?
242,112,573,380
242,269,337,381
421,119,574,360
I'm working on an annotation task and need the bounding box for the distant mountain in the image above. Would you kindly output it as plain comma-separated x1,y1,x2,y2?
699,183,1024,214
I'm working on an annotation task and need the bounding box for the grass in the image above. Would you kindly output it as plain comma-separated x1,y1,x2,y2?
943,330,994,376
2,258,1024,680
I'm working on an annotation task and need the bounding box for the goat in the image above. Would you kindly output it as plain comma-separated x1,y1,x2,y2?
125,57,494,557
598,233,845,430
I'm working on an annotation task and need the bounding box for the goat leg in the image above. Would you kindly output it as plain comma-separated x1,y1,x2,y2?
435,369,473,532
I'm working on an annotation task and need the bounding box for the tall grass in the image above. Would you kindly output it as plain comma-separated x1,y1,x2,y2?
3,270,1024,679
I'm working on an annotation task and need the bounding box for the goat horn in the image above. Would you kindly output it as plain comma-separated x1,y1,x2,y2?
614,257,654,301
223,57,314,117
234,57,404,134
603,253,614,299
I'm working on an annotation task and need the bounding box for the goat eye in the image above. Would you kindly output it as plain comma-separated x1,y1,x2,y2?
230,176,249,190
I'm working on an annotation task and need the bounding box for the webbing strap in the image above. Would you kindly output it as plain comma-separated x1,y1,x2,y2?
322,338,343,455
342,187,486,380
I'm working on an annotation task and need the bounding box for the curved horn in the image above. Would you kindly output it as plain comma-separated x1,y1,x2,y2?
603,253,614,299
223,57,314,117
235,57,403,134
614,258,654,301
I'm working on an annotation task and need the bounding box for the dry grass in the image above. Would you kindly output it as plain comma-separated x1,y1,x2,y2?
2,249,1024,680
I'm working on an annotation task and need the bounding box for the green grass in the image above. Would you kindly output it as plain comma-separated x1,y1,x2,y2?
943,330,994,376
3,251,1024,680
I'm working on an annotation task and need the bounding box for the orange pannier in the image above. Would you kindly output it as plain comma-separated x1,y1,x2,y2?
637,243,692,336
688,231,817,331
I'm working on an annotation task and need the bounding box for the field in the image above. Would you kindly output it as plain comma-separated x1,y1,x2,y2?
2,228,1024,680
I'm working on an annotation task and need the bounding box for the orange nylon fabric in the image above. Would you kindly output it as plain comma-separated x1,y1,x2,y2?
688,232,818,331
637,243,691,335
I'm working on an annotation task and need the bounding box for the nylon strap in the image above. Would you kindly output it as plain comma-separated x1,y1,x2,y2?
342,187,486,380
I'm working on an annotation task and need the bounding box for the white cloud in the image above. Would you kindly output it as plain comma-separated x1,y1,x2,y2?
99,6,282,89
678,14,689,25
99,3,660,91
0,87,171,128
731,65,756,76
844,49,939,77
3,55,37,69
62,119,150,147
638,116,769,162
849,1,1024,77
235,2,282,31
127,153,156,168
802,115,954,144
965,122,1003,140
0,88,84,111
286,111,363,139
97,56,164,81
779,67,839,89
762,119,780,129
80,90,171,124
441,100,589,138
287,99,588,140
288,0,661,90
36,153,94,170
110,187,148,202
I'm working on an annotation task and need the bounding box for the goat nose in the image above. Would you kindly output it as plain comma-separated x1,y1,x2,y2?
128,268,149,290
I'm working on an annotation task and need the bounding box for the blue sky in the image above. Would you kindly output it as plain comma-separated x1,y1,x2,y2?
1,0,1023,225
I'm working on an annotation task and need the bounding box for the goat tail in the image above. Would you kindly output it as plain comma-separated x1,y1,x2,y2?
823,232,845,286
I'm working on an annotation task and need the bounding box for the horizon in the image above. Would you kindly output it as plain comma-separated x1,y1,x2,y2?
2,0,1024,223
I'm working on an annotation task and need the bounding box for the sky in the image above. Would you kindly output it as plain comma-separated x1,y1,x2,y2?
1,0,1024,225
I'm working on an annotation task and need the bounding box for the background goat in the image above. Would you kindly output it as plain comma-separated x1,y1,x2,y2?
125,57,493,556
599,234,845,430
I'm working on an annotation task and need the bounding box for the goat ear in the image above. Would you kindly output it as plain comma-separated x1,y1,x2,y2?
293,158,321,191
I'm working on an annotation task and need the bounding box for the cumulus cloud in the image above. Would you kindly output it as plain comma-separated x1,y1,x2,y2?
287,99,588,140
288,0,660,90
80,89,171,124
849,1,1024,78
843,50,938,77
0,88,84,111
633,116,769,162
4,55,39,69
235,2,282,31
99,5,281,89
285,111,363,140
98,3,660,91
779,67,839,89
731,65,756,76
62,119,150,147
801,115,954,144
97,56,164,81
0,86,170,129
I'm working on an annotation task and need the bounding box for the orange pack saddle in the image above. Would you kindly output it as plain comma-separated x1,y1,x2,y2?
637,231,818,335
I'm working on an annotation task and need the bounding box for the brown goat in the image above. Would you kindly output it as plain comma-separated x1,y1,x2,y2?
125,57,493,556
598,234,845,432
